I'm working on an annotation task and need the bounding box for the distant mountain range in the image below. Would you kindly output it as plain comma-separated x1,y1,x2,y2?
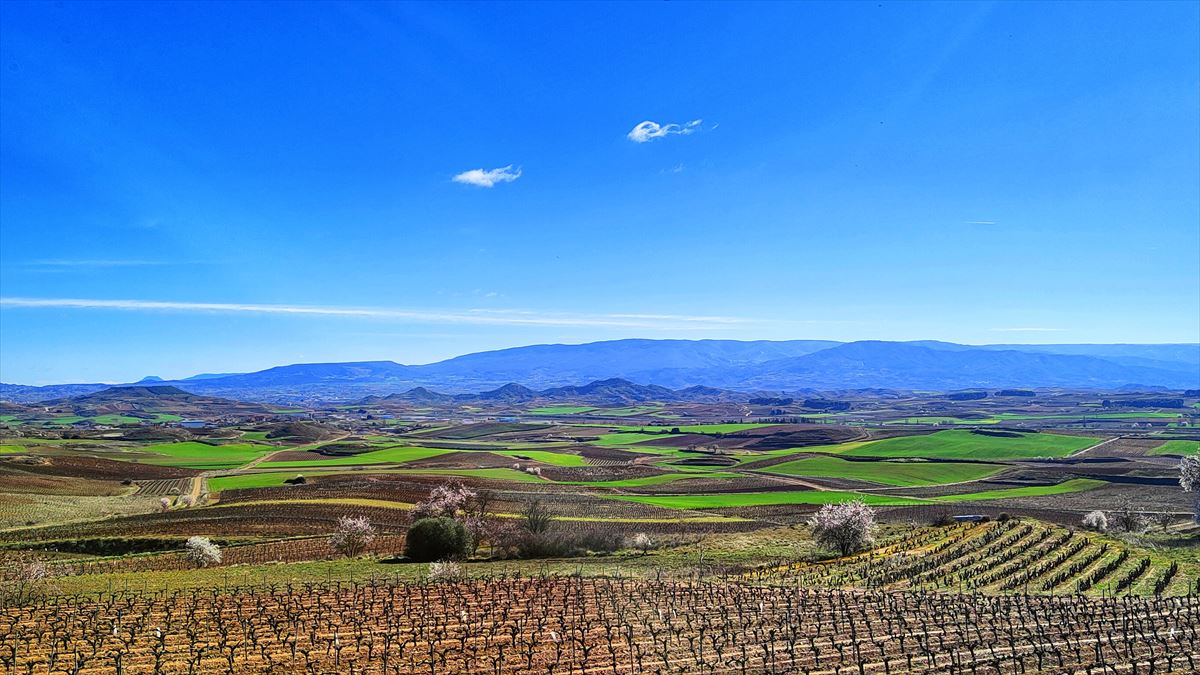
2,339,1197,404
4,385,270,419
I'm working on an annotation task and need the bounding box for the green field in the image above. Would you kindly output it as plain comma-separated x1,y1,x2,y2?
763,456,1002,486
802,430,1096,460
934,478,1104,503
561,472,741,488
1150,440,1200,456
590,432,678,447
262,445,451,468
885,416,999,425
528,405,595,415
602,406,664,417
981,412,1184,422
492,449,588,466
90,415,146,425
136,442,276,470
612,490,925,509
613,423,779,434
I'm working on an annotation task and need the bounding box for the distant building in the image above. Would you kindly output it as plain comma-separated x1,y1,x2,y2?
177,419,209,429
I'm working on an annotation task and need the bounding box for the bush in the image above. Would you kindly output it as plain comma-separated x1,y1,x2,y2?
283,474,306,485
930,510,955,527
405,517,472,562
427,560,463,581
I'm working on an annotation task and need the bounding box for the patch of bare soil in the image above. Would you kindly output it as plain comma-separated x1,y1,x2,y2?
4,454,198,480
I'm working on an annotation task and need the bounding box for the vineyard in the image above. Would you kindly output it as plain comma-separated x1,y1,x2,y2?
5,576,1199,673
757,520,1199,597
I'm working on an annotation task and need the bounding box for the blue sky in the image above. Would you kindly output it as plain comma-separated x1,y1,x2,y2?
1,1,1197,384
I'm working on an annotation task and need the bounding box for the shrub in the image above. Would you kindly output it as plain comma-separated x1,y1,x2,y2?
405,517,471,562
513,530,624,558
809,500,877,557
330,515,376,557
1082,510,1108,532
182,536,221,567
930,510,955,527
158,497,171,512
427,560,462,581
283,474,306,485
521,498,553,534
176,495,194,507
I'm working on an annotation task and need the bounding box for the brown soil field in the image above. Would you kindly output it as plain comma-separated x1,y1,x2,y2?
2,454,198,480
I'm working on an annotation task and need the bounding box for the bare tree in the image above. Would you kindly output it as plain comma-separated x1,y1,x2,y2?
521,498,552,535
1111,500,1149,534
809,500,877,556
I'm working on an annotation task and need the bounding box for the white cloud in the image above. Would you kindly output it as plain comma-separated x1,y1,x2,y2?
627,119,701,143
0,297,752,330
452,164,522,188
964,220,997,225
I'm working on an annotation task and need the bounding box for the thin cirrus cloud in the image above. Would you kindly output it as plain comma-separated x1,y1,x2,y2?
627,119,702,143
451,164,522,188
0,297,752,330
988,327,1067,332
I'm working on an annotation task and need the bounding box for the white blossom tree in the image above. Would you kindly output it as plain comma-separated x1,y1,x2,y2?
410,482,476,522
809,500,877,556
1082,510,1108,532
1181,455,1200,523
627,532,653,555
182,536,221,567
330,515,376,557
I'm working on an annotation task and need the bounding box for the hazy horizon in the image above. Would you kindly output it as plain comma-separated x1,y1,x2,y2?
4,336,1198,387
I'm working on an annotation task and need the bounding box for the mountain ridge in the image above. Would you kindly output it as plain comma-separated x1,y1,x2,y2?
1,339,1196,403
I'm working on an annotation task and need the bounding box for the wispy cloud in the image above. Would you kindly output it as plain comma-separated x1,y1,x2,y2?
452,164,522,188
22,259,177,268
0,297,752,330
988,327,1067,332
627,119,701,143
964,220,997,225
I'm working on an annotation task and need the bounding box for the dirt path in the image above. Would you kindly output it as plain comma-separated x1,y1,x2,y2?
1070,436,1120,458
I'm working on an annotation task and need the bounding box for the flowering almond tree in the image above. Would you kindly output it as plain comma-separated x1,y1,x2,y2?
1181,455,1200,523
809,500,877,556
410,482,476,521
330,515,376,557
182,536,221,567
